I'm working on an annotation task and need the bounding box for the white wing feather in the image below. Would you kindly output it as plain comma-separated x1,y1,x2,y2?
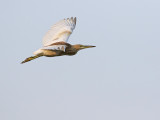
42,17,76,47
42,45,66,52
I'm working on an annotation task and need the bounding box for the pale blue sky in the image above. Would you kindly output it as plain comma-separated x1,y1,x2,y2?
0,0,160,120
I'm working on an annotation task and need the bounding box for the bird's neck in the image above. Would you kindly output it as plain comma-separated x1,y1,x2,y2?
65,45,79,55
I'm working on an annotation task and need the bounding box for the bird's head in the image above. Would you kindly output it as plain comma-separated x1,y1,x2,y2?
74,44,96,51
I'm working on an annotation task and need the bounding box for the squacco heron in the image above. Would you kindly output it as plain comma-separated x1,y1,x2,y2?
21,17,95,64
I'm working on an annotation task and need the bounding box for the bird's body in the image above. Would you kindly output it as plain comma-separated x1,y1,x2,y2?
34,42,79,57
21,17,95,64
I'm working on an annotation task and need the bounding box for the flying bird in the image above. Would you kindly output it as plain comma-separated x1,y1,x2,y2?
21,17,95,64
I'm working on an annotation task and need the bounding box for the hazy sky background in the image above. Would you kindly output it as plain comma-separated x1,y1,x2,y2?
0,0,160,120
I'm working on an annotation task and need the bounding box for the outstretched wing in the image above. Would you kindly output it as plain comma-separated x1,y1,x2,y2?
42,17,76,47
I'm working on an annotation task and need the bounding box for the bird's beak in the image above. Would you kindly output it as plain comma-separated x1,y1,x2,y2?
81,45,96,49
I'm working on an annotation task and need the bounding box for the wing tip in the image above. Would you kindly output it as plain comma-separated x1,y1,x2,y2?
64,17,77,25
74,17,76,25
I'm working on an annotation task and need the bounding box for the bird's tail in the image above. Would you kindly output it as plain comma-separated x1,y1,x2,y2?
21,55,42,64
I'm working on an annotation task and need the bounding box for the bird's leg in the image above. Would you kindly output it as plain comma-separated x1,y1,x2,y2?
21,55,42,64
